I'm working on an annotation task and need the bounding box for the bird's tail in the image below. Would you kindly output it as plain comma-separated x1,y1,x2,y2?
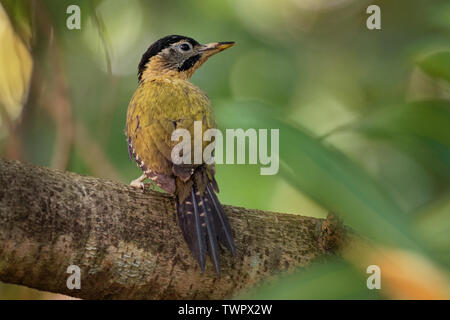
176,183,235,274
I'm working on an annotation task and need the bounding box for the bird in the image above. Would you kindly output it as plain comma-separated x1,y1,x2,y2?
125,35,236,274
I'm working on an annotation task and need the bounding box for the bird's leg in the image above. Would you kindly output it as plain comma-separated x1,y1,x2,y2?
130,174,147,190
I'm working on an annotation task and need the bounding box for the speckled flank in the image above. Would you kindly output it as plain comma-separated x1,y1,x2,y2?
127,137,175,193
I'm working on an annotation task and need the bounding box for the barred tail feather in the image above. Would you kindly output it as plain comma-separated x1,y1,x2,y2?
176,189,207,272
205,184,236,256
176,183,235,274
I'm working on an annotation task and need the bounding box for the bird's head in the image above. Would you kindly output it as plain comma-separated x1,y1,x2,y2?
137,35,234,82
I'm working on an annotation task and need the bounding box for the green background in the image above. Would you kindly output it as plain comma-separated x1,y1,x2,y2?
0,0,449,299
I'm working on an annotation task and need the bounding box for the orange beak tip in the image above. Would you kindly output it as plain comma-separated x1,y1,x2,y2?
217,41,235,50
202,41,235,53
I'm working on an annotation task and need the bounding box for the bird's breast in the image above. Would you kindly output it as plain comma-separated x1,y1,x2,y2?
125,78,216,172
133,78,211,120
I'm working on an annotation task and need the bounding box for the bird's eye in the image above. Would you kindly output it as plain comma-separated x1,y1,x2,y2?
180,43,191,51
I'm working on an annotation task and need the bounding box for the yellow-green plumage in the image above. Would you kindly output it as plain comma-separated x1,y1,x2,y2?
126,78,216,200
127,78,214,167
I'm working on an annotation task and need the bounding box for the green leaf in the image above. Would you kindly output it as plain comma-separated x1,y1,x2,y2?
217,100,420,250
415,195,450,267
417,51,450,82
333,100,450,179
238,259,381,299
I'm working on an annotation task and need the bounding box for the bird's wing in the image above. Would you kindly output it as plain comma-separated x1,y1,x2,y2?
126,80,216,190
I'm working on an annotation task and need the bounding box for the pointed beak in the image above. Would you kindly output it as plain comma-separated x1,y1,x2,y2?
199,41,235,56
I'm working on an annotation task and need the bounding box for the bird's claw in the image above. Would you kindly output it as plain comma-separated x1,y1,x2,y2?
130,174,147,190
130,180,145,190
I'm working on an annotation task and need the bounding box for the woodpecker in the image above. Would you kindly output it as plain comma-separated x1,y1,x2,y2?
125,35,236,274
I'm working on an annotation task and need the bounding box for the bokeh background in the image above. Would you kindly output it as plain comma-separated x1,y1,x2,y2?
0,0,449,299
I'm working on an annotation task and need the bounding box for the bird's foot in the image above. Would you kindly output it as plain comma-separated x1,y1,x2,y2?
130,174,146,190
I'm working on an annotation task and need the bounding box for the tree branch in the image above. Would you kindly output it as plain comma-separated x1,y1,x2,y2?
0,159,343,299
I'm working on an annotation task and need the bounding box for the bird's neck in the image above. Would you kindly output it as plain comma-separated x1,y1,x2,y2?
140,55,199,82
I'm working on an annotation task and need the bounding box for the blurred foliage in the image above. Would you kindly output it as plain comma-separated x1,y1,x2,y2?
418,52,450,83
0,0,449,299
0,3,32,125
240,259,381,300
